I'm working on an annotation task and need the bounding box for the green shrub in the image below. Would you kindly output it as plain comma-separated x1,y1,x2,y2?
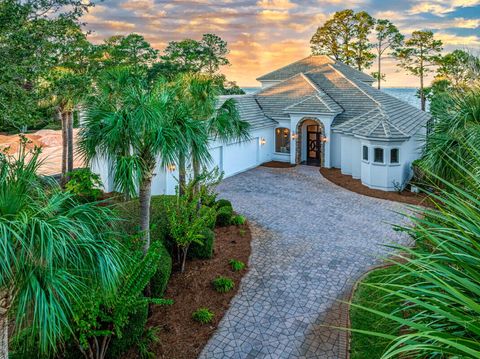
107,302,148,359
216,205,233,227
215,199,232,209
188,228,215,259
229,259,245,272
231,215,246,226
192,308,215,324
65,168,103,202
212,276,235,293
150,241,172,297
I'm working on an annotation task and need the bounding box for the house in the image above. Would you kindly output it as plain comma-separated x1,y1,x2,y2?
93,55,430,194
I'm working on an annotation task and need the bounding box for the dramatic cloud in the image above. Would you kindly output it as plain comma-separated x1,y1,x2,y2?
82,0,480,87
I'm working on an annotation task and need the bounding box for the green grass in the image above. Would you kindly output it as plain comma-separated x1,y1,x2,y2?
349,265,413,359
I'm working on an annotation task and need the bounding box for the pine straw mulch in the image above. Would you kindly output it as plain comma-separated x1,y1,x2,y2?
320,168,433,207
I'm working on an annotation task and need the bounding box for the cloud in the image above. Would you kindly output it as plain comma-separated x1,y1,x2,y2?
257,0,297,9
258,9,290,21
435,31,480,46
408,0,480,16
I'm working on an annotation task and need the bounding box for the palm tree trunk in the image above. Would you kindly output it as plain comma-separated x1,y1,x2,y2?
67,111,74,173
193,158,200,194
61,111,68,187
139,175,152,255
178,153,186,196
0,292,9,359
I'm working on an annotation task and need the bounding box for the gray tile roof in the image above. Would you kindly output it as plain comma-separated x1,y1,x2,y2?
256,55,374,83
255,73,342,119
223,57,430,140
217,95,277,130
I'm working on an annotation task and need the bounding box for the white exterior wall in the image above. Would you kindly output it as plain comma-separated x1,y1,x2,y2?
351,138,361,179
259,80,281,89
331,132,342,168
340,135,352,175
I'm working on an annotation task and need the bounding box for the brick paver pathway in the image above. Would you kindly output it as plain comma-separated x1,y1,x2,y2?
200,165,411,359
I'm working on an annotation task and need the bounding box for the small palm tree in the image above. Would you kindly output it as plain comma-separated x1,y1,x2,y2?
168,72,250,193
0,139,122,358
79,68,184,254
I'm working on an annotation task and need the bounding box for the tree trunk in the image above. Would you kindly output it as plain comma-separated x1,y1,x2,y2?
61,111,68,187
178,153,186,197
420,70,425,111
192,159,200,194
67,111,74,173
377,56,381,90
139,175,152,256
0,292,9,359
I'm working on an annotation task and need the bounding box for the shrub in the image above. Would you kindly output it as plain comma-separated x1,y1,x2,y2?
215,199,232,209
212,276,235,293
229,259,245,272
167,192,216,272
107,303,148,359
188,228,215,259
150,241,172,297
192,308,215,324
65,168,103,202
231,215,246,226
216,205,233,227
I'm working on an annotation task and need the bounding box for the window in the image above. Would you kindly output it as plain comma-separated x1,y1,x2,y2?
362,146,369,161
373,148,384,163
390,148,399,164
275,127,290,153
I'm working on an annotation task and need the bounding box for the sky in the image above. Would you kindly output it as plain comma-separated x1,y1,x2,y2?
82,0,480,88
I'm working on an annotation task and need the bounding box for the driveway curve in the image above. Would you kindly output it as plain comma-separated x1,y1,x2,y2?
200,165,411,359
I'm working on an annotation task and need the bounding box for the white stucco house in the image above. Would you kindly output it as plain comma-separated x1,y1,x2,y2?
94,55,430,194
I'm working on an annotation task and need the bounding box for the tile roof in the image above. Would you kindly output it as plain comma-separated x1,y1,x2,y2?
217,95,277,130
256,55,374,83
224,57,430,140
254,73,343,119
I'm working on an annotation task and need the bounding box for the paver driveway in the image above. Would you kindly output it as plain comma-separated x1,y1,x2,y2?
200,165,411,359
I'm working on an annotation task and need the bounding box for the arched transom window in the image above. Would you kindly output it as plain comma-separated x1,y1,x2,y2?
275,127,290,153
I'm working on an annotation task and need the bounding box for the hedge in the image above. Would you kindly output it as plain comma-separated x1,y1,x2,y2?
215,198,232,209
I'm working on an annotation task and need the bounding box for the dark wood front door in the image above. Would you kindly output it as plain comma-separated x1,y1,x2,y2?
306,125,321,166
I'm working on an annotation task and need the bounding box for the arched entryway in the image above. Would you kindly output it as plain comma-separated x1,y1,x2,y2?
295,118,326,166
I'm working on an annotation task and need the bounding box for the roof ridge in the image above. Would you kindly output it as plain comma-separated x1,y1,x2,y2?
301,73,343,113
256,55,334,81
283,94,316,110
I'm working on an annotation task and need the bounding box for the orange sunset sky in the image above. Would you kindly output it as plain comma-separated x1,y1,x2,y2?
81,0,480,88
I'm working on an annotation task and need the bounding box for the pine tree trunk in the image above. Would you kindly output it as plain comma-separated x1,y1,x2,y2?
178,153,186,197
420,72,425,111
67,111,74,173
377,56,381,90
61,111,68,187
0,293,9,359
139,175,152,256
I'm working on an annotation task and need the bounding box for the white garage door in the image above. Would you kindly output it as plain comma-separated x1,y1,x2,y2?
222,138,259,177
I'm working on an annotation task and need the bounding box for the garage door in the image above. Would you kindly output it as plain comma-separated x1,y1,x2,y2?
222,138,259,177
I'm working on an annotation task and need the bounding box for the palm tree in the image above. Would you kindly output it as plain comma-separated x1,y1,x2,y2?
169,72,250,193
0,139,122,358
79,68,184,254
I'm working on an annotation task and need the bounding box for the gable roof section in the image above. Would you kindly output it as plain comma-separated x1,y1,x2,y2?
217,95,277,130
255,73,342,119
256,55,374,83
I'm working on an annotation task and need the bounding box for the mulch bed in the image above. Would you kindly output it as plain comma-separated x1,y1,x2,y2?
134,223,252,359
320,168,433,207
261,161,296,168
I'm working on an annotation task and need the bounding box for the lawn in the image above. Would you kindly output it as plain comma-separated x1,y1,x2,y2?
349,265,412,359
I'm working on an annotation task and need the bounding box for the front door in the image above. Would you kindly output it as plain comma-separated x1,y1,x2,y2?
306,125,321,166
